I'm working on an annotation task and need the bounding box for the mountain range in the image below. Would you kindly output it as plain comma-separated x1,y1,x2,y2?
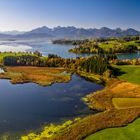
0,26,140,40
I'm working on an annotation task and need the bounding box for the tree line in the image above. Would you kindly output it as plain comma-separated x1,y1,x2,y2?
3,52,117,75
69,40,138,54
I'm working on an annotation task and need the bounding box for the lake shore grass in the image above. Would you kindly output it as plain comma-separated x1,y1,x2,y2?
76,70,105,85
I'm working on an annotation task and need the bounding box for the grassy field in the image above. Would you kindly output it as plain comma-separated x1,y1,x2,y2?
116,65,140,84
85,117,140,140
0,66,71,86
99,40,137,49
112,98,140,109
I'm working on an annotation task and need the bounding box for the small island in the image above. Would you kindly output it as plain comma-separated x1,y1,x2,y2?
68,37,140,54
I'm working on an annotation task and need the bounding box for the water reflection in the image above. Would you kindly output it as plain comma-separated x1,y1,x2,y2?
0,75,103,136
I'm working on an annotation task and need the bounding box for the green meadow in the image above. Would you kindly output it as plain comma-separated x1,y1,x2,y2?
116,65,140,84
85,118,140,140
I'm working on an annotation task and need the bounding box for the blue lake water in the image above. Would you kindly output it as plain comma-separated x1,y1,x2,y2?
0,75,103,138
0,41,93,58
27,41,93,58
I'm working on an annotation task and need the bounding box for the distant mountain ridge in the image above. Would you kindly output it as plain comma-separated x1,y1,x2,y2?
25,26,140,39
0,26,140,40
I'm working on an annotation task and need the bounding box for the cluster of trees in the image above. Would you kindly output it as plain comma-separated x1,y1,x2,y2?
105,44,138,54
122,36,140,42
52,39,88,45
69,41,104,54
33,51,42,57
3,53,77,68
4,55,44,66
3,51,43,66
79,55,109,75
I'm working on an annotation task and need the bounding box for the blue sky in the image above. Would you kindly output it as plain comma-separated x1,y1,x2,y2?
0,0,140,31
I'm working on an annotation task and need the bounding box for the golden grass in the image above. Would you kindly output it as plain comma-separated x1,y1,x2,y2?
112,98,140,109
0,66,71,86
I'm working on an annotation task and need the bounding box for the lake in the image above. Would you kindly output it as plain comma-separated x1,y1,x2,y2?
0,41,139,59
0,41,93,58
0,75,103,138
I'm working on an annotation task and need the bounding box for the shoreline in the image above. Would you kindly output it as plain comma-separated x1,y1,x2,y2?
21,78,140,140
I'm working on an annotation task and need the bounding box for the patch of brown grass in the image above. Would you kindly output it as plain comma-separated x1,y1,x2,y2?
0,66,71,86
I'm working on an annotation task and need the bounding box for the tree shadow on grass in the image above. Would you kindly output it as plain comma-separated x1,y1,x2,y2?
108,66,126,77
